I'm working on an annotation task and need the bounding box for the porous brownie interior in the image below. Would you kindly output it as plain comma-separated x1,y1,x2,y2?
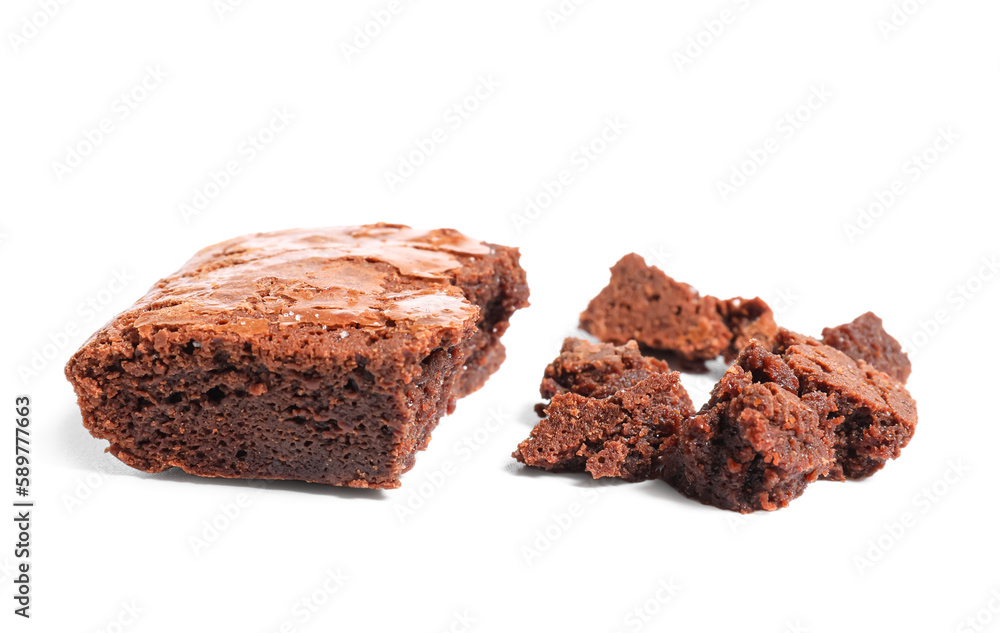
68,324,465,489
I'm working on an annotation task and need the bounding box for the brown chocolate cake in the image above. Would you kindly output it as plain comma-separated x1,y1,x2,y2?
514,373,694,482
65,224,529,489
821,312,912,384
660,341,838,513
579,254,776,362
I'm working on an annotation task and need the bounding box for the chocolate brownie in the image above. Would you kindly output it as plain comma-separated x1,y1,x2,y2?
539,338,671,400
660,341,837,513
821,312,911,384
718,297,779,360
579,254,776,361
514,373,694,482
65,224,529,489
772,329,918,480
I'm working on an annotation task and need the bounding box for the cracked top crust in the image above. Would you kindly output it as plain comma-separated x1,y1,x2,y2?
128,224,490,337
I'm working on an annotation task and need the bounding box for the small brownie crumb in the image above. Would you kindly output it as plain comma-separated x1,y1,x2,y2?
514,373,694,482
661,341,837,513
580,254,776,361
719,297,779,360
540,337,671,400
773,329,918,481
821,312,912,384
65,224,529,489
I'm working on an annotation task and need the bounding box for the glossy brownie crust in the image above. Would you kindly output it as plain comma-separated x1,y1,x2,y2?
65,224,529,489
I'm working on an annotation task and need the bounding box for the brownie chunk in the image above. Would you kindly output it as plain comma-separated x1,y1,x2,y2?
539,337,671,400
821,312,912,384
661,341,837,513
580,254,776,361
514,373,694,482
719,297,779,360
65,224,529,489
773,330,918,480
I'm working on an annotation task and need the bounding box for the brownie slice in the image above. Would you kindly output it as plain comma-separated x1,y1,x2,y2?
514,373,694,482
821,312,912,384
539,337,671,400
660,341,837,513
579,253,777,361
65,224,529,489
772,329,918,480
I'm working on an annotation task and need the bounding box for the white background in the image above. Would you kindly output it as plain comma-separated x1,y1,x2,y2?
2,0,999,630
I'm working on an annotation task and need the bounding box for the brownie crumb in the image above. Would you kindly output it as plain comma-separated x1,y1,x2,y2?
514,373,695,482
580,254,776,362
661,341,837,513
821,312,912,384
719,297,779,360
773,329,918,480
540,337,671,401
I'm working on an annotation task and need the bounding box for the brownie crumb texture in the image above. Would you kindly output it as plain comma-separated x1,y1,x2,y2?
821,312,912,384
579,254,777,362
65,224,529,489
774,329,918,481
519,255,919,512
661,341,838,513
539,337,671,402
514,372,695,482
